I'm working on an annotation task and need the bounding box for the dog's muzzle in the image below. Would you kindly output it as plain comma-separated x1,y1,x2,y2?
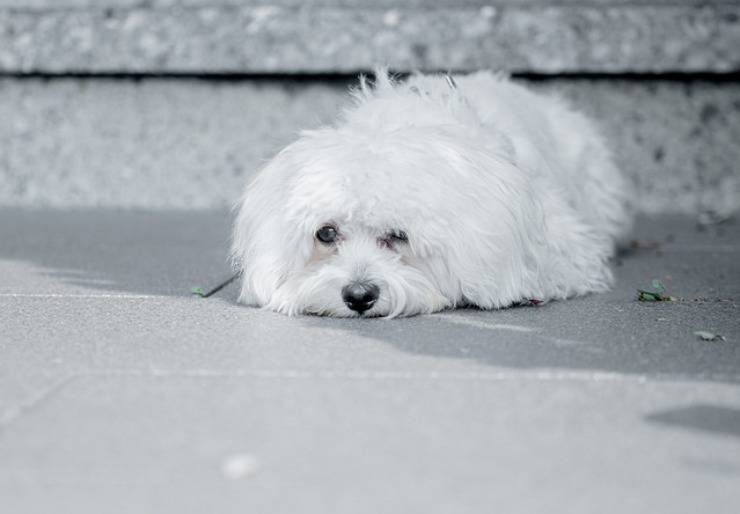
341,282,380,314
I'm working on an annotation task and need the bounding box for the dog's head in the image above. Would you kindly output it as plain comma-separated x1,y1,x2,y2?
232,75,546,317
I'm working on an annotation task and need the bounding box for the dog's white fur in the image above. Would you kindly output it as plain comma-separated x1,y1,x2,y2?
232,71,633,317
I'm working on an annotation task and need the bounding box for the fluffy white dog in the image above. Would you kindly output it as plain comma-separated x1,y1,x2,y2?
232,70,633,317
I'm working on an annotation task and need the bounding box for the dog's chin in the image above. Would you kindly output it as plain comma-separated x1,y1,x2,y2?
265,268,451,318
304,305,384,318
286,301,439,319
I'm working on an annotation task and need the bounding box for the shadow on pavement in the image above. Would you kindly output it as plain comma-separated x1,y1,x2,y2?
297,300,740,384
645,404,740,437
0,208,234,297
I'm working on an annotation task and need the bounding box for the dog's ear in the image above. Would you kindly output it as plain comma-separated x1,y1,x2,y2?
231,147,313,306
429,153,550,309
433,149,614,308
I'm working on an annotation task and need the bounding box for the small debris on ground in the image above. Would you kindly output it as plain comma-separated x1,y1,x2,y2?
637,279,676,302
694,331,727,342
221,453,259,480
191,286,205,296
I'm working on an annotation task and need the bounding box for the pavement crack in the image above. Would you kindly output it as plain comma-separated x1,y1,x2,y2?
0,375,78,431
79,368,740,384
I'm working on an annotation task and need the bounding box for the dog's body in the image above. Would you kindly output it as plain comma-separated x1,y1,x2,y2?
232,71,633,317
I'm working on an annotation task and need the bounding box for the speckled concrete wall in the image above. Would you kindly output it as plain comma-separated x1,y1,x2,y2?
551,80,740,217
1,2,739,73
1,77,738,214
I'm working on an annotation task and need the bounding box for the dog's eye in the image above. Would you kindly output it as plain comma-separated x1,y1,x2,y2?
316,225,338,244
388,230,408,243
380,230,408,249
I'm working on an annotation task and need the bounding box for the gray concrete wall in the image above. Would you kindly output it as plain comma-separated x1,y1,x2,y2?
1,1,739,213
1,1,739,73
1,77,738,215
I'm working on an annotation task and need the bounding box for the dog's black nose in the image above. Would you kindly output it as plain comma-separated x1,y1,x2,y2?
342,282,379,314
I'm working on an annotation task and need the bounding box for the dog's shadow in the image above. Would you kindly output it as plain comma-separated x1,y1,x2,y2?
295,296,740,384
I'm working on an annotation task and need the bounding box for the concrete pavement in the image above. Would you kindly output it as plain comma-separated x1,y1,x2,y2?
0,209,739,513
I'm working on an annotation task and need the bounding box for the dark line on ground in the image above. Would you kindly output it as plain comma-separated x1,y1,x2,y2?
1,71,740,83
201,272,240,298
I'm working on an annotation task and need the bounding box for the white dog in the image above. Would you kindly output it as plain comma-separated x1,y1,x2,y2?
232,70,633,317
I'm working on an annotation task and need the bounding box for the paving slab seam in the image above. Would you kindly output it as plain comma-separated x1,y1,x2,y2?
0,293,169,299
0,375,78,431
79,368,740,384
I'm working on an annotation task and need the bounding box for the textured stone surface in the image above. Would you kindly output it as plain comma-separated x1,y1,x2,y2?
1,2,739,73
547,80,740,216
0,78,345,209
1,77,739,214
0,210,739,514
